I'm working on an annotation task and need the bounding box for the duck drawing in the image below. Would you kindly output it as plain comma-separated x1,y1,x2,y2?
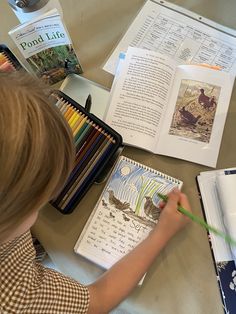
143,196,161,221
107,190,130,210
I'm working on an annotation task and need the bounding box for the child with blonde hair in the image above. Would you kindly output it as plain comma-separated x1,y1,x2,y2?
0,71,192,313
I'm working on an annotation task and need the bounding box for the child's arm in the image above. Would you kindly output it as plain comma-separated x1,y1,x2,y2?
87,189,191,314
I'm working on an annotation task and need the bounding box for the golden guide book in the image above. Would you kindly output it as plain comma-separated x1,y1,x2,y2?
9,9,82,85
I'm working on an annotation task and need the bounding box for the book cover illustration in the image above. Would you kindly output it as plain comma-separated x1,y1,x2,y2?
169,79,221,143
216,261,236,314
26,44,82,85
75,157,181,269
9,9,83,85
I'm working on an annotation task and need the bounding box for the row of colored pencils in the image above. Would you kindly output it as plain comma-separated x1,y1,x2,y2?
52,95,116,212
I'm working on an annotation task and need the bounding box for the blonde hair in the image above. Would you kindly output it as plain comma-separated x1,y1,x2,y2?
0,72,75,241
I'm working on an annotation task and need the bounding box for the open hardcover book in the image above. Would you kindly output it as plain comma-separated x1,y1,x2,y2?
74,156,182,283
104,47,235,167
197,169,236,313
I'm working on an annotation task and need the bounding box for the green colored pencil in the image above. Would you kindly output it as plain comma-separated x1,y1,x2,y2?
157,193,236,246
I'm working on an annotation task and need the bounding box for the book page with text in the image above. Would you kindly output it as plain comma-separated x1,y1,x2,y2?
156,65,234,167
105,47,177,152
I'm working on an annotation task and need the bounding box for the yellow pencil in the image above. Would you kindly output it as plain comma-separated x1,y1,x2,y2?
68,111,79,127
71,111,82,128
73,115,87,137
71,114,84,133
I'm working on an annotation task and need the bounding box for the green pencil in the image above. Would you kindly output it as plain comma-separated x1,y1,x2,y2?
157,193,236,246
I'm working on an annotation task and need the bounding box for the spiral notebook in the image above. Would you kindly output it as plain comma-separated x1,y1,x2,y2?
74,156,182,272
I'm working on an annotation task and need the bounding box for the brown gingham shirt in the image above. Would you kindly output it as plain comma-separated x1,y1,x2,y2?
0,231,90,313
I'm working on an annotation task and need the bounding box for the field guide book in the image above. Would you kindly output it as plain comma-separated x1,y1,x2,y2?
8,9,82,85
104,47,235,167
74,156,182,277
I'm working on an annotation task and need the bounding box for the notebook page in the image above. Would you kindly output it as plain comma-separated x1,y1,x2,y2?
75,205,153,269
74,156,182,269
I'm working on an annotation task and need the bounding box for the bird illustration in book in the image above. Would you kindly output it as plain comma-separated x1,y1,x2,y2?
198,88,217,110
169,79,221,143
143,196,161,221
107,190,130,210
179,106,201,126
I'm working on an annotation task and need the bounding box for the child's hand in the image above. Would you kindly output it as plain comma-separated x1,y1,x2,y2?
154,188,192,242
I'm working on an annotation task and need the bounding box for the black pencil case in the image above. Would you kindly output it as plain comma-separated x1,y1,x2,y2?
0,44,23,71
50,90,123,214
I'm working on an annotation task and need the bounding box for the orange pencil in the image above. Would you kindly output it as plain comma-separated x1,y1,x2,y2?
62,105,72,119
64,106,74,120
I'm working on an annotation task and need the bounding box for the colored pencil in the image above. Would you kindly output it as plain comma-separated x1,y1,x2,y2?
73,115,87,137
158,193,236,246
51,94,119,212
59,133,109,207
74,122,93,148
68,111,79,127
62,138,115,211
54,125,103,205
0,52,16,71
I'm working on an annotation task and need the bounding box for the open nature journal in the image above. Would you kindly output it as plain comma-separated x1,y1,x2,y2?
74,156,182,273
104,47,235,167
